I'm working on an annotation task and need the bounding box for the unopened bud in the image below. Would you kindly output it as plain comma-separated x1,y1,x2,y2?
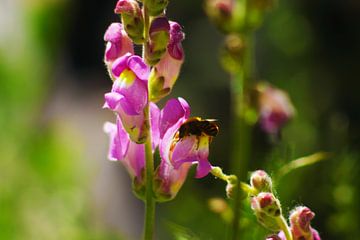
115,0,144,44
250,170,272,193
149,21,185,102
220,34,245,74
146,0,169,16
145,17,170,65
225,175,238,198
251,192,282,231
204,0,235,33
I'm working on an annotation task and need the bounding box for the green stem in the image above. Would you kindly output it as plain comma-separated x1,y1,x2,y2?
143,108,155,240
142,2,155,240
229,33,254,240
276,215,293,240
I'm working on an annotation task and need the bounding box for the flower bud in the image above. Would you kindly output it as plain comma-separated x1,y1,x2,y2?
251,192,282,231
204,0,235,33
289,206,321,240
115,0,144,44
255,83,295,135
149,21,185,102
250,170,272,193
220,34,245,74
225,175,238,198
145,17,170,66
146,0,169,16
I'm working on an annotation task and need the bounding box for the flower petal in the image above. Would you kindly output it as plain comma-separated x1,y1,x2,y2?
127,55,150,81
159,97,190,138
103,118,130,161
112,53,132,77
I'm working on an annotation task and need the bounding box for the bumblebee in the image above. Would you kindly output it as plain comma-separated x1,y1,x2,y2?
178,117,219,139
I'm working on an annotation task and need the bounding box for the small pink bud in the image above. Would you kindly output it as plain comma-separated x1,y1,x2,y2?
251,193,282,231
114,0,144,44
250,170,273,193
204,0,235,33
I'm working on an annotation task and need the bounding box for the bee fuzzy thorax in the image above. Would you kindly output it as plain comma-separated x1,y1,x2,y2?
178,117,219,139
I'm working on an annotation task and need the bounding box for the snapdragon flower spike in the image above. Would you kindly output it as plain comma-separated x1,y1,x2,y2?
104,23,134,80
115,0,144,44
145,17,170,66
256,83,295,135
289,206,321,240
149,21,185,102
154,98,215,200
104,103,160,198
104,53,150,143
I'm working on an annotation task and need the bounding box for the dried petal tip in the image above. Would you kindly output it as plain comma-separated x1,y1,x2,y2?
114,0,144,44
250,170,272,193
168,22,185,60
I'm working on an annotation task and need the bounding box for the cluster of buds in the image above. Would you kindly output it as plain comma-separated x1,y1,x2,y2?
244,170,321,240
103,0,219,201
204,0,275,33
266,207,321,240
204,0,275,75
250,82,295,135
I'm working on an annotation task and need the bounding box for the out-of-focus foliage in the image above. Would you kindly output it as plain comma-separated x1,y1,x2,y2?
0,1,122,239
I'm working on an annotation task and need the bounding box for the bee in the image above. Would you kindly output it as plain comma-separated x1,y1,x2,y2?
178,117,219,139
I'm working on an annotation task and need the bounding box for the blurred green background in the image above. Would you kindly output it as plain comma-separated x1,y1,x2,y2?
0,0,359,239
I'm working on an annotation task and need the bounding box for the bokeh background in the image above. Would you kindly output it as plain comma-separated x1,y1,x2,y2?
1,0,359,239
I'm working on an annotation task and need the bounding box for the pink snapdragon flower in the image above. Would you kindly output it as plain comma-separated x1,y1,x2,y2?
104,53,151,143
154,98,215,200
104,103,160,182
149,21,185,101
104,23,134,79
